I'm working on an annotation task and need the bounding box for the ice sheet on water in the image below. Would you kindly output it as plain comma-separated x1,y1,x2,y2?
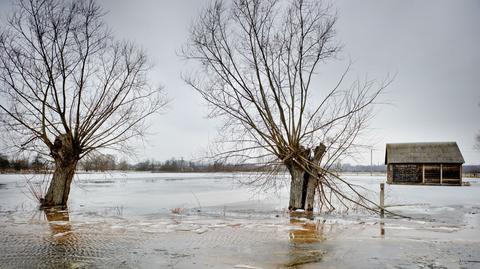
1,173,479,239
52,231,72,237
193,227,208,234
48,221,69,226
234,265,264,269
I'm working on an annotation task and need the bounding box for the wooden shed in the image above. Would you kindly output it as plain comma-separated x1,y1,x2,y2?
385,142,464,185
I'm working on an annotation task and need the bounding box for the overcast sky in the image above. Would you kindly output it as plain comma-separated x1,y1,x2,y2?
1,0,479,165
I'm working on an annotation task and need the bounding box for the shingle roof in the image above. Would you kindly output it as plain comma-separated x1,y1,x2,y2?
385,142,465,164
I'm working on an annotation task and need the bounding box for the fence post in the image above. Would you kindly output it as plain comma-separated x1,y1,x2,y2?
380,183,385,218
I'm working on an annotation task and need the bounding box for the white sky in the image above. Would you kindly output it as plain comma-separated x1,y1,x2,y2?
1,0,479,165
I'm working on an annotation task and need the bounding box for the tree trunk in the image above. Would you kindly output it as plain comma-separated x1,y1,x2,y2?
288,163,306,210
287,144,326,212
304,176,317,211
304,144,326,212
42,159,77,207
41,134,79,208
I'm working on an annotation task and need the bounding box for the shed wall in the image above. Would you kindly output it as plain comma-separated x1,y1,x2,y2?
388,163,462,185
392,164,422,184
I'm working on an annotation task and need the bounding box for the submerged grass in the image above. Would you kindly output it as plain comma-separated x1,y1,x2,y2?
24,174,50,204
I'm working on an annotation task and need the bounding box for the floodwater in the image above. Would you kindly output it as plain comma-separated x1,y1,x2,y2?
0,172,479,268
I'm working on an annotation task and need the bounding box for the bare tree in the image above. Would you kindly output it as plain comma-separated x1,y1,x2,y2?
0,0,167,207
183,0,391,212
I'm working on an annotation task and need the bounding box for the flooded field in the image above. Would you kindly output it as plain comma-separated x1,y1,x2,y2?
1,172,480,268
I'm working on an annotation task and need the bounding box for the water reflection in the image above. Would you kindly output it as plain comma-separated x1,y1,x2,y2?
380,220,385,237
286,214,326,267
43,208,74,242
288,217,325,244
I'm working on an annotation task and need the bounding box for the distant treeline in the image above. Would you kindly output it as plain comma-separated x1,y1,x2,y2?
79,154,267,172
133,159,264,173
0,154,48,172
461,165,480,176
340,164,387,173
1,153,480,175
0,153,265,173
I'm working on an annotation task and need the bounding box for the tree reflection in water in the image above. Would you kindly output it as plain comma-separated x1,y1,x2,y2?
286,213,327,267
43,208,74,243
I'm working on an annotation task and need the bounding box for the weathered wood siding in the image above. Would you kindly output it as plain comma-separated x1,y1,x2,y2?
424,164,441,184
391,164,422,183
387,164,393,183
388,163,462,185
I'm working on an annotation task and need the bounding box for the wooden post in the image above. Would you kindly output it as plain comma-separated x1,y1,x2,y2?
422,164,425,184
460,165,463,185
380,183,385,218
440,164,443,185
387,164,391,184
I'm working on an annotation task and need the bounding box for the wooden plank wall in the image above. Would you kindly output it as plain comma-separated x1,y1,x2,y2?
389,163,462,185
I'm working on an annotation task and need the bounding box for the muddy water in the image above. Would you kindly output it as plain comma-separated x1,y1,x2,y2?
0,208,332,268
1,173,480,268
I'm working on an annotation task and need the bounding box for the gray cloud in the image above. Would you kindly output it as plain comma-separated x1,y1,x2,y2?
1,0,479,164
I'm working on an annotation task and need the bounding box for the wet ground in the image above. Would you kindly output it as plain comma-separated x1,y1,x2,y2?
0,172,479,268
